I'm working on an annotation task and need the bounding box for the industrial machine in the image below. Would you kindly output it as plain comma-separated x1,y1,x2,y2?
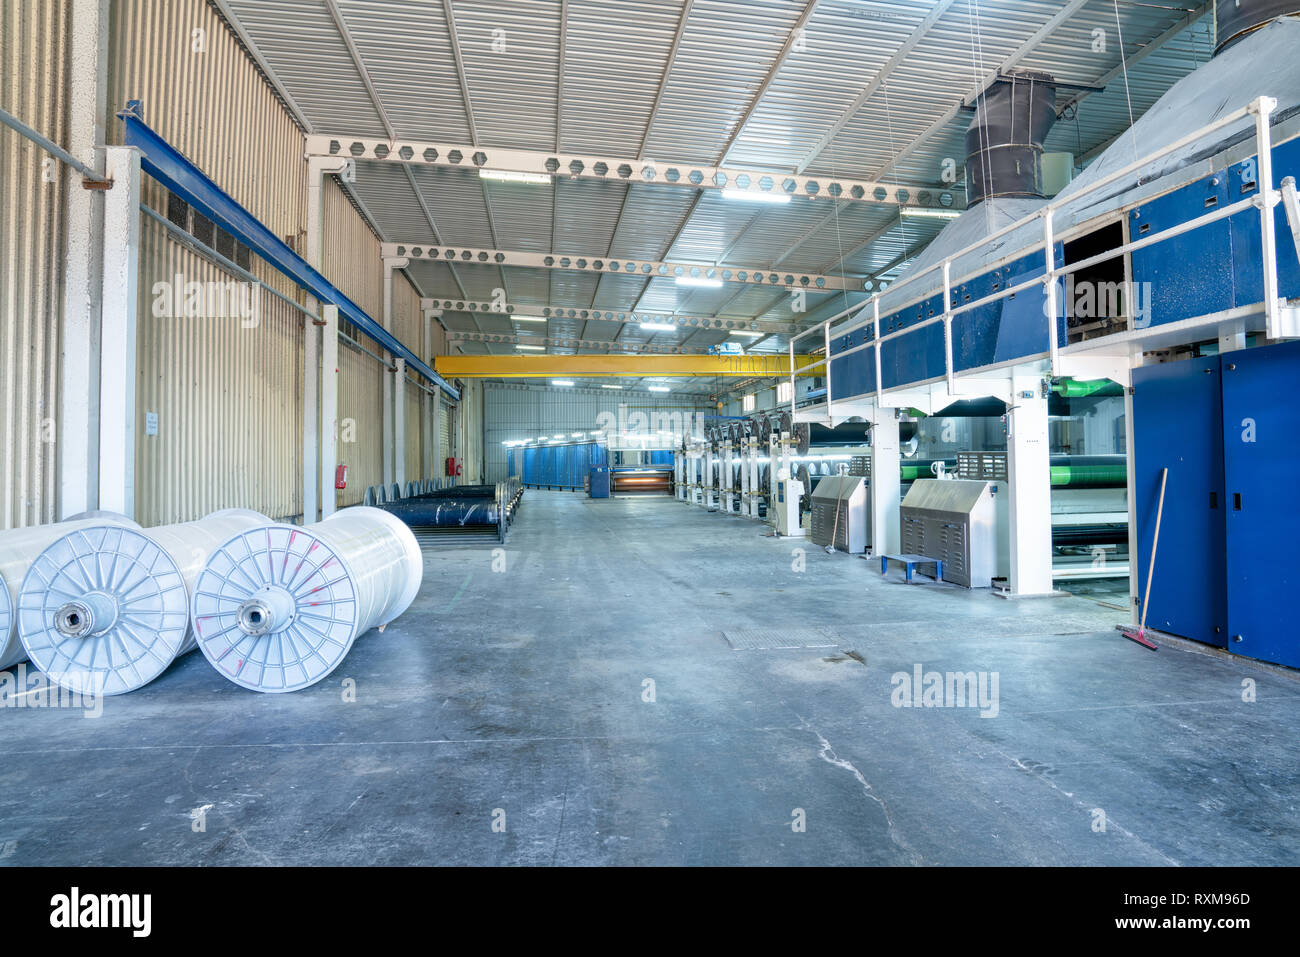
809,474,868,554
900,479,999,588
367,478,523,545
773,471,804,537
609,465,673,495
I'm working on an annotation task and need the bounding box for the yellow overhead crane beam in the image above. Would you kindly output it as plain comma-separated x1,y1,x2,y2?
434,354,823,379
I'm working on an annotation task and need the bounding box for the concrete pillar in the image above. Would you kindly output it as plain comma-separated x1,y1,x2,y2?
303,156,348,523
97,147,141,517
59,0,108,518
1006,375,1055,595
319,304,339,517
869,405,901,556
393,357,407,488
381,256,408,487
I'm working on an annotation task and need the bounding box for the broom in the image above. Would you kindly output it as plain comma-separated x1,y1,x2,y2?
1122,466,1166,651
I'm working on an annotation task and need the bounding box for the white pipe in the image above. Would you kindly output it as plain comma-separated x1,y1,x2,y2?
0,513,140,670
16,509,268,695
190,506,423,693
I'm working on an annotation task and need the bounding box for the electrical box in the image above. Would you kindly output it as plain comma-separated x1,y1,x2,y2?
589,466,611,499
774,473,804,537
809,475,868,553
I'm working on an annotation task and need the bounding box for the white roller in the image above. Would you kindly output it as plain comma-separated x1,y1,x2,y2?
0,513,141,671
190,506,423,693
17,509,268,695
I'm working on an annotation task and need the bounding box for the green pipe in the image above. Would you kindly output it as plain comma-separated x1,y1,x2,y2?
1051,378,1123,398
1049,465,1127,487
893,463,1126,486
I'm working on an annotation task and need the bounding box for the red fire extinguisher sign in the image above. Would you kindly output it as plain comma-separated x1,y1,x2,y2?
335,464,348,489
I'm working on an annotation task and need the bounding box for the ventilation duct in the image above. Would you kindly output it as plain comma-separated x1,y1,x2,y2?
1215,0,1300,54
965,71,1059,206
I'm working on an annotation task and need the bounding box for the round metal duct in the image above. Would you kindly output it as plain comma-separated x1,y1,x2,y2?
1215,1,1300,54
965,70,1058,205
191,506,422,693
17,509,267,696
0,513,140,671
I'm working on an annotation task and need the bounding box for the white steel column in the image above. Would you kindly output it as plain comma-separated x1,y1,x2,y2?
319,304,339,517
381,256,408,487
97,147,141,518
1006,375,1055,595
393,357,407,488
869,405,901,556
303,156,348,524
59,0,108,518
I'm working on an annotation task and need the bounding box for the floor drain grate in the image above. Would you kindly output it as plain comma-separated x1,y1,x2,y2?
722,628,840,650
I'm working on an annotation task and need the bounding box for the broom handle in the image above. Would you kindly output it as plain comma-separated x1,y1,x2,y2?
1139,467,1168,635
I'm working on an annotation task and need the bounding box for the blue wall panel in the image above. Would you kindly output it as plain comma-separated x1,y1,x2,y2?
1220,340,1300,668
1132,355,1226,647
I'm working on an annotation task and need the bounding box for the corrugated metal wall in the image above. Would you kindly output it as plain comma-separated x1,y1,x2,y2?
323,177,386,502
134,219,304,523
2,0,480,524
483,384,708,481
0,0,69,529
108,0,309,523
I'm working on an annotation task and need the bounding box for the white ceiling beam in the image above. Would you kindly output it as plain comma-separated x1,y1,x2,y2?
796,0,959,174
416,296,802,334
387,242,862,290
639,0,695,156
305,134,963,210
870,0,1092,181
447,331,718,355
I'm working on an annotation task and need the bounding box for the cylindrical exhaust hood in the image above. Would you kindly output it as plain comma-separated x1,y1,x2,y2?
1215,0,1300,54
965,70,1058,206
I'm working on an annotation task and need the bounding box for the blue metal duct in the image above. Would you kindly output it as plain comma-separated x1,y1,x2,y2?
117,103,459,401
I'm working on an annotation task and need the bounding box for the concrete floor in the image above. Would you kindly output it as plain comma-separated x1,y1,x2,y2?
2,490,1298,866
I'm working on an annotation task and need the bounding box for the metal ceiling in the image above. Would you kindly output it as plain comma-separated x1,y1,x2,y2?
215,0,1212,358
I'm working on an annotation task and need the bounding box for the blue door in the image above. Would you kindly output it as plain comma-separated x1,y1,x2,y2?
1220,340,1300,667
1132,356,1226,646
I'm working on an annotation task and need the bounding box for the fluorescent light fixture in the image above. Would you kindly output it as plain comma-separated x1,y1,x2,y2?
648,385,671,392
900,207,962,220
721,188,791,205
675,276,723,288
728,330,763,337
552,434,566,439
571,432,584,438
601,384,623,390
551,379,575,386
512,315,548,323
639,322,676,332
479,169,552,185
516,344,545,351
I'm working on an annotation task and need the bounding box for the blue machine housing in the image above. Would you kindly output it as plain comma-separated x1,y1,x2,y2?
824,127,1300,402
1133,339,1300,669
517,441,608,490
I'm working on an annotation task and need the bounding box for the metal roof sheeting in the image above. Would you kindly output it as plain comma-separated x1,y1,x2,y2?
216,0,1213,354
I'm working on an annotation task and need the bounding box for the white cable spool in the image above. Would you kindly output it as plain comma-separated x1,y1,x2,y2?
17,509,268,695
0,513,141,671
190,506,423,693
